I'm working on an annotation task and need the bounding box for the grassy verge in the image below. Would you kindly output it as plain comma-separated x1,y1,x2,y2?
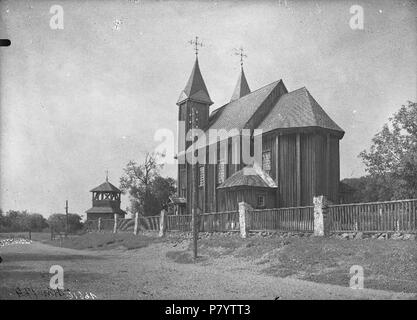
177,233,417,294
0,232,51,242
42,232,161,251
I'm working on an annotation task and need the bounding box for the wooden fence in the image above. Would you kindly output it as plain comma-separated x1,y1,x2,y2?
199,211,240,232
140,215,160,231
83,198,417,235
328,199,417,233
166,214,192,231
165,211,240,232
249,206,314,232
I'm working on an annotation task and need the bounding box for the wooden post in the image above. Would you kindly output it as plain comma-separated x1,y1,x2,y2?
113,214,118,233
65,200,69,237
296,133,301,206
134,213,139,235
275,134,280,208
326,133,330,198
98,218,102,232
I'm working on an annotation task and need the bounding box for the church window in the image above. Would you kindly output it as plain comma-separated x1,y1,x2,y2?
257,194,266,208
217,159,225,184
199,165,205,187
262,150,271,172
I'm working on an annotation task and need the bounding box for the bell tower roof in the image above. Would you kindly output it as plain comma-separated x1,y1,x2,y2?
177,58,213,106
230,67,251,102
90,180,121,193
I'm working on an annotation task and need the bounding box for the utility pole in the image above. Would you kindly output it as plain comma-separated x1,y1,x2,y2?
65,200,69,238
191,107,198,260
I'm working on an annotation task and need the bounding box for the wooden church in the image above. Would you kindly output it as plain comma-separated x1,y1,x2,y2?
175,52,344,215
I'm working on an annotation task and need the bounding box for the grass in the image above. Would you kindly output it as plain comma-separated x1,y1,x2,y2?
180,233,417,294
42,232,161,250
0,232,52,242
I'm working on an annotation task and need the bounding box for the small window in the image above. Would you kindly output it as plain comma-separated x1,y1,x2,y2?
199,165,205,187
262,150,271,172
257,194,266,208
217,160,225,184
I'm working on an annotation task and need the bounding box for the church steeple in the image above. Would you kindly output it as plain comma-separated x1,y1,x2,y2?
230,67,251,102
177,57,213,106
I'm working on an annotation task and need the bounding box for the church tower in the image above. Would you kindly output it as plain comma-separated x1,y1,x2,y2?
230,67,251,101
231,48,251,101
176,37,213,212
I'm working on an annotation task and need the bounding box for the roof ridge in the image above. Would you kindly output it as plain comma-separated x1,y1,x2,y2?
208,79,281,121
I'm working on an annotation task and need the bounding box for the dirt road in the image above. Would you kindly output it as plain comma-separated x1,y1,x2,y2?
0,240,414,300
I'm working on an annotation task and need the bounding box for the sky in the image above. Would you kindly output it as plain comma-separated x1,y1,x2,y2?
0,0,416,218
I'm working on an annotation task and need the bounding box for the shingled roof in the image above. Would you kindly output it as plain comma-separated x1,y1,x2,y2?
208,80,282,131
85,207,126,214
90,181,121,193
177,58,213,106
257,87,344,134
218,163,277,189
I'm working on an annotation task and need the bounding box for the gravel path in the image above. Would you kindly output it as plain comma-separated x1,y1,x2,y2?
0,240,414,300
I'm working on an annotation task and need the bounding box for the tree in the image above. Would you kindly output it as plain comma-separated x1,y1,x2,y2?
28,213,49,232
359,101,417,199
48,213,83,233
120,152,176,216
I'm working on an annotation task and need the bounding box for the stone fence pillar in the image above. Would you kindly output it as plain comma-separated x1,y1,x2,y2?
98,218,102,232
159,209,167,237
113,213,118,233
134,213,139,235
238,202,252,238
313,195,329,236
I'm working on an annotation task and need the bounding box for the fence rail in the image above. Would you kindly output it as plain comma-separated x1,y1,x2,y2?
199,211,240,232
83,198,417,235
249,206,314,232
328,199,417,233
140,215,160,231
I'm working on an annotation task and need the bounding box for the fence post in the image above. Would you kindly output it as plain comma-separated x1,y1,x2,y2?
113,214,118,233
238,202,252,238
159,209,167,237
313,195,329,236
98,218,101,232
134,213,139,235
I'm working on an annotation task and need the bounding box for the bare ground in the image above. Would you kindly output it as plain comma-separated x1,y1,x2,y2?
0,233,416,300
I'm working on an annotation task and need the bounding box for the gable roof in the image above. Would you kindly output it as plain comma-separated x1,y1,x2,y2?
208,80,282,131
90,181,121,192
218,163,277,189
257,87,344,135
230,68,251,102
177,58,213,106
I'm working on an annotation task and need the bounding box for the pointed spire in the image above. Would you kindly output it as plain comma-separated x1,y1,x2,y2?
177,57,213,106
230,67,251,102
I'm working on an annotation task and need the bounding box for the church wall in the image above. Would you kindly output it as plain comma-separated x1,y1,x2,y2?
180,128,341,213
278,134,298,207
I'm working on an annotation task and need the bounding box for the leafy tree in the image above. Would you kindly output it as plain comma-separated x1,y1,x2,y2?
120,152,176,216
48,213,83,233
28,213,49,231
359,101,417,200
341,176,396,203
0,210,48,232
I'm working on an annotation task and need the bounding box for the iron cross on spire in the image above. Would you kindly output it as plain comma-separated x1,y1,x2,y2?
189,36,203,57
234,47,247,68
